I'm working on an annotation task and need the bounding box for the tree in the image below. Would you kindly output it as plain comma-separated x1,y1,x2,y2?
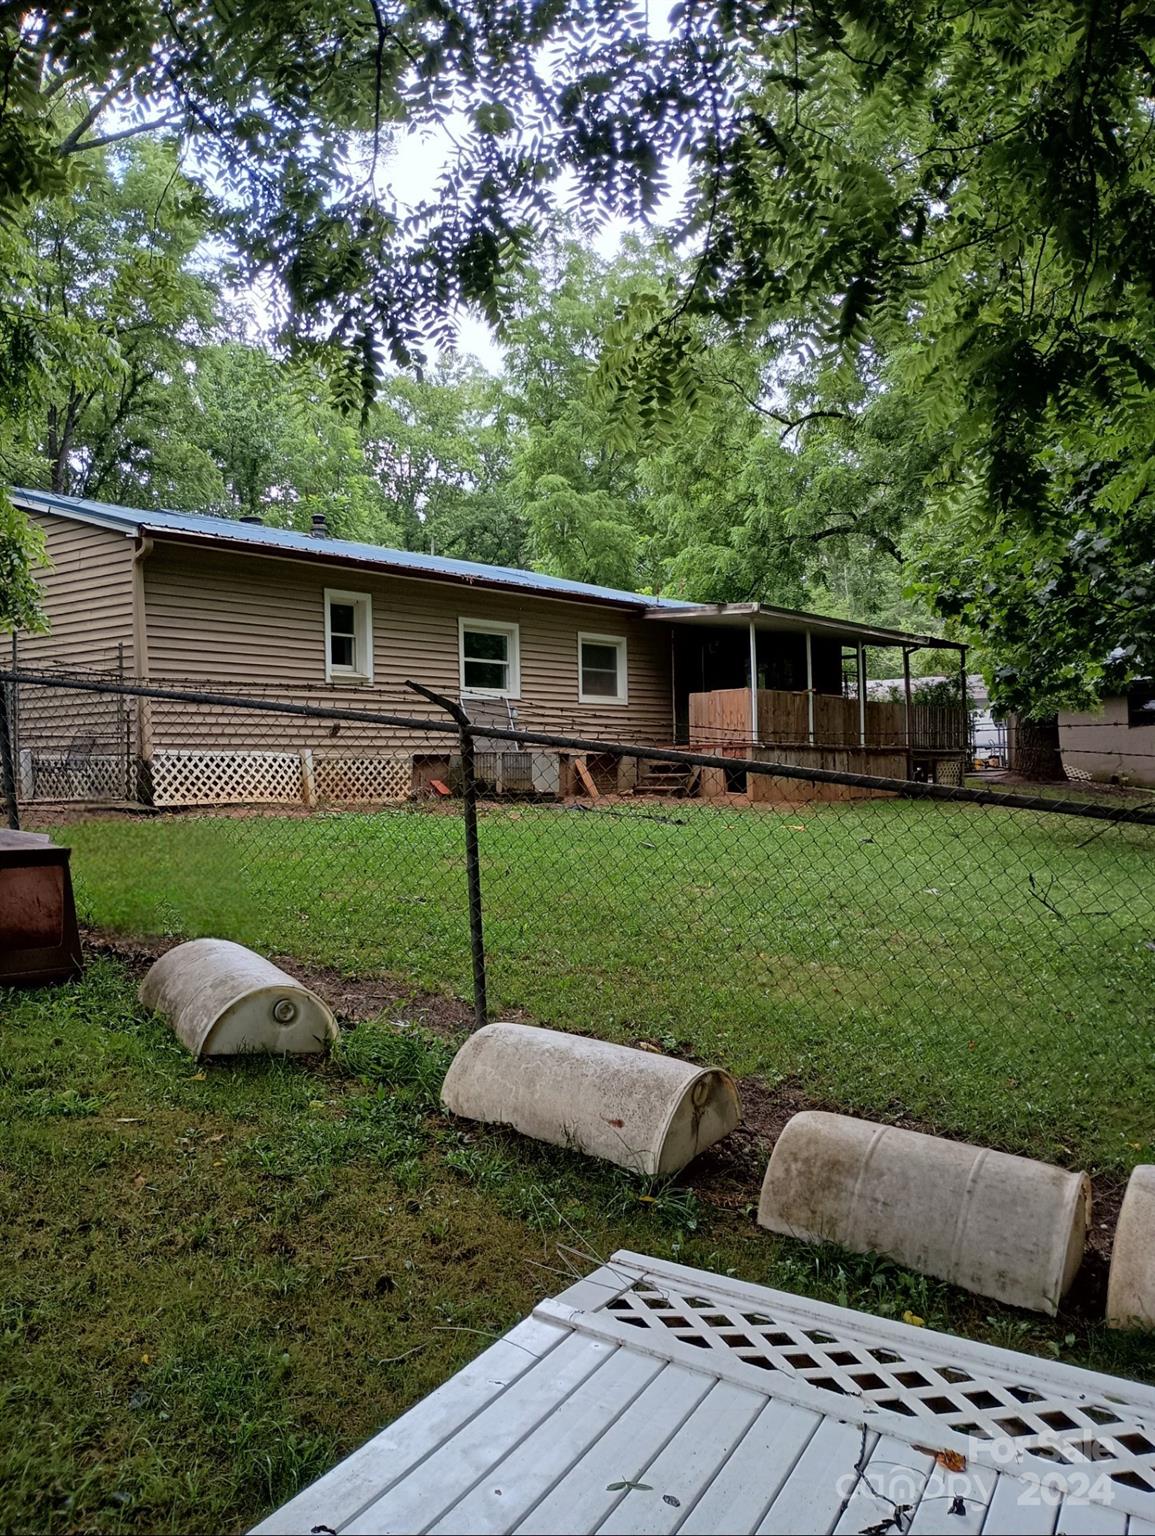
360,361,522,562
5,2,1152,700
3,138,220,503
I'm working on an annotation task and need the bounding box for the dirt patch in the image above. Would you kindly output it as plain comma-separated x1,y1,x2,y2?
690,1077,824,1211
82,928,476,1040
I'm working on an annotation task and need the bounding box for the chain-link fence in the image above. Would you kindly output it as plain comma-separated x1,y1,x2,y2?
4,667,1153,1173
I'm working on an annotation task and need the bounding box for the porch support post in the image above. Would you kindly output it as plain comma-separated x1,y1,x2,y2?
902,645,914,780
747,618,759,748
805,628,815,745
856,642,867,747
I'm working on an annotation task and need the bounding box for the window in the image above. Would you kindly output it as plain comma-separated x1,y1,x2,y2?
324,589,373,682
1127,681,1155,728
459,618,520,698
578,632,628,704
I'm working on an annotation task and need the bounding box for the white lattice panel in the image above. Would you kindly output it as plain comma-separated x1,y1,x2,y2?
257,1249,1155,1535
313,755,411,804
587,1255,1155,1504
151,750,305,807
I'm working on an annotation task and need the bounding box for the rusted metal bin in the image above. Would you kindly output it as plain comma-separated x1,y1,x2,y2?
0,830,83,986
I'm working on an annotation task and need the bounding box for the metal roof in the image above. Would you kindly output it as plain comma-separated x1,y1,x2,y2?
9,488,690,612
649,601,966,651
253,1248,1155,1535
12,489,962,647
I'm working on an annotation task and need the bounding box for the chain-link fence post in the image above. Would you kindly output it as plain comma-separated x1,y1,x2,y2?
458,714,488,1030
0,677,20,830
406,679,488,1030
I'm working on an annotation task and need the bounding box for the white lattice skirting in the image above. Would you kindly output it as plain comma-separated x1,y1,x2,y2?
150,750,413,808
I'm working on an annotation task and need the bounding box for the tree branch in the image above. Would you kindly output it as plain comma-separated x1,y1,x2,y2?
57,78,131,153
715,371,854,435
60,115,179,156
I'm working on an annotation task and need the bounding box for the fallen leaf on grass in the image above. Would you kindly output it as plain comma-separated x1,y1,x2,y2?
189,1071,206,1082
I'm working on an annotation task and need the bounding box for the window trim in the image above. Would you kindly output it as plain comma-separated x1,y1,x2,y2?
459,616,521,699
578,631,629,706
324,588,374,684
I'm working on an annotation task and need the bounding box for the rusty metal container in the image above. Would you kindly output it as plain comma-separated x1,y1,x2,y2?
0,830,83,986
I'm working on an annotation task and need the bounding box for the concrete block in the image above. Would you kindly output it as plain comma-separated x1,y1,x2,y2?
139,938,337,1057
757,1111,1089,1315
1107,1165,1155,1330
441,1022,740,1177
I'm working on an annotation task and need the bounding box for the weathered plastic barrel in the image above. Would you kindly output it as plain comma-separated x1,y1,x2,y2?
139,939,338,1057
758,1111,1089,1315
441,1022,741,1177
1107,1165,1155,1330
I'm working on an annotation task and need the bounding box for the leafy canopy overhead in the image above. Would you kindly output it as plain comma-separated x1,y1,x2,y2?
2,1,1154,709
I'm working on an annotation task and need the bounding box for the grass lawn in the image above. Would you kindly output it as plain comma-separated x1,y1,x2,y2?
47,795,1155,1170
4,960,1155,1535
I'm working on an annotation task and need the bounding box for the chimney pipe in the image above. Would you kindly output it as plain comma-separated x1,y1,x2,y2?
310,512,328,537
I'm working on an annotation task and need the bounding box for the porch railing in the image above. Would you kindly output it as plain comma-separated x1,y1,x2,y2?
688,687,969,754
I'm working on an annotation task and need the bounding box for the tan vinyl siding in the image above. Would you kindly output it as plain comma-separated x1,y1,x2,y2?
14,511,136,674
142,541,673,751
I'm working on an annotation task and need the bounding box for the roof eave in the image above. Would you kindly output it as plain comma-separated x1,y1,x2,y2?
11,489,140,537
643,601,966,652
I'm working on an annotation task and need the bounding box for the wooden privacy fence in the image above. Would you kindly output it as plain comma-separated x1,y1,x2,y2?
688,688,969,752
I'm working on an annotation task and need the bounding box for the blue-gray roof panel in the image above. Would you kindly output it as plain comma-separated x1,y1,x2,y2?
10,487,690,611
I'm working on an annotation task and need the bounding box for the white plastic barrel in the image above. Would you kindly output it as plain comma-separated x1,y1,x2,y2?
1107,1165,1155,1330
758,1111,1089,1315
139,938,338,1057
441,1022,741,1176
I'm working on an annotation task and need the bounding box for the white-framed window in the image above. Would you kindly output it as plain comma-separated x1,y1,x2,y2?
459,617,520,698
578,631,628,704
324,588,373,682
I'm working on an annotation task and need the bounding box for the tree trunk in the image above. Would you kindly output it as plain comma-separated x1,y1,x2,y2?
1012,715,1066,781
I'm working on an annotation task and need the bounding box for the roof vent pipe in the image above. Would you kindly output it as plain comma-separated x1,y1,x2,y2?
310,511,328,537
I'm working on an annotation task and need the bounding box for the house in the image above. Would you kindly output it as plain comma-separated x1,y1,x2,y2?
6,488,970,805
1058,685,1155,788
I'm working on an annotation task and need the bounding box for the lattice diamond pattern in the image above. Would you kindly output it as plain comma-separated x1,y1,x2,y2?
26,753,125,802
313,755,411,804
152,750,305,807
602,1280,1155,1499
150,750,415,807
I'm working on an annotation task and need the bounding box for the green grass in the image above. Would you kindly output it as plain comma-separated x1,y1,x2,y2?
50,796,1155,1169
3,961,1155,1534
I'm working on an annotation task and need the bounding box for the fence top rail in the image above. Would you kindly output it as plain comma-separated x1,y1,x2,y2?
0,669,461,740
6,667,1155,826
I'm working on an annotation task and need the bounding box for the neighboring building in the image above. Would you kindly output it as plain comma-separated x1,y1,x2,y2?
6,488,969,805
1059,685,1155,787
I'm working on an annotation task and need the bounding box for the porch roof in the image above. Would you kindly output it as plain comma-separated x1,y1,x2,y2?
645,601,966,651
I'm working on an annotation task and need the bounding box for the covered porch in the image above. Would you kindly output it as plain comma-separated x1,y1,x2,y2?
648,603,969,798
